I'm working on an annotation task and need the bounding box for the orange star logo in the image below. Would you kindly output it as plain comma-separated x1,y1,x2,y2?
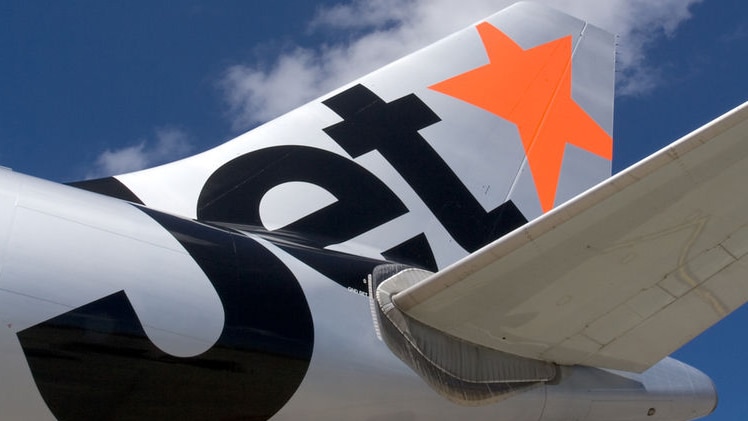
430,22,612,213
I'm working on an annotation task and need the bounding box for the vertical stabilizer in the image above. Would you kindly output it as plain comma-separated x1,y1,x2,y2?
80,2,615,270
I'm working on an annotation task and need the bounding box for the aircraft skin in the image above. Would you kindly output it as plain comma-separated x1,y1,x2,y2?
1,2,743,420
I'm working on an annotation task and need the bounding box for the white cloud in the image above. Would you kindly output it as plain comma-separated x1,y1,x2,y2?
221,0,702,130
308,0,414,31
222,49,327,130
87,127,193,179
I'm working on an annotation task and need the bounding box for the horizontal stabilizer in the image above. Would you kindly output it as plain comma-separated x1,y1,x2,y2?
392,102,748,372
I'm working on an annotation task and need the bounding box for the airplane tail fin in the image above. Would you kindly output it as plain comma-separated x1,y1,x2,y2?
77,2,615,271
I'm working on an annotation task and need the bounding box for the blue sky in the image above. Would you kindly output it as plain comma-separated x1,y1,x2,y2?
2,1,748,419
